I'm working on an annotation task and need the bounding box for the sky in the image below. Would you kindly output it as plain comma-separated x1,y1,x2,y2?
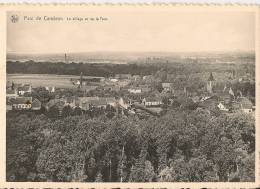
7,10,255,53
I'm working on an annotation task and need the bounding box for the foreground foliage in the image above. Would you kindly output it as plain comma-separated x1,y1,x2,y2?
6,109,255,182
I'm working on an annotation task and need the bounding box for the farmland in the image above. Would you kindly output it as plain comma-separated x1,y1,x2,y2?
7,74,103,88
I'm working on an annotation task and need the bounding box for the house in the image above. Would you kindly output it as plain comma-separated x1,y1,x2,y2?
143,75,152,80
118,80,130,87
6,81,13,89
89,99,107,109
51,87,55,93
89,97,116,109
11,97,32,110
118,97,130,109
162,82,173,92
112,85,121,92
103,97,117,107
44,99,66,117
200,96,211,102
103,85,113,91
176,96,197,110
17,84,32,96
45,86,55,93
31,98,42,110
77,97,99,110
6,99,13,112
128,88,142,94
139,85,151,93
237,97,253,113
217,102,229,111
132,75,141,81
6,89,18,98
110,78,118,82
142,96,162,107
6,104,12,112
103,84,120,91
191,96,200,103
82,85,99,92
198,95,219,111
115,74,132,80
64,96,77,108
45,99,65,111
74,97,116,110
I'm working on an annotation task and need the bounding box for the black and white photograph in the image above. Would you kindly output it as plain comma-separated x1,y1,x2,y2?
5,8,256,183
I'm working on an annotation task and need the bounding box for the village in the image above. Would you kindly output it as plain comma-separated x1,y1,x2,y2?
5,8,257,183
6,67,255,119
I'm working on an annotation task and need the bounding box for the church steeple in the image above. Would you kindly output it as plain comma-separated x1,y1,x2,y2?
80,72,83,88
65,53,68,64
207,72,215,94
208,72,215,81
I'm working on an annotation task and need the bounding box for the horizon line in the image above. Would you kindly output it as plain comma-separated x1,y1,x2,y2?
7,50,255,55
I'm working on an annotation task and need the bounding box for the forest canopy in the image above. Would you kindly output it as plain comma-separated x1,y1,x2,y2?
6,109,255,182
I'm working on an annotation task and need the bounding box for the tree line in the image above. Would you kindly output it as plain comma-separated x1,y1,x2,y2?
7,61,157,77
7,60,254,79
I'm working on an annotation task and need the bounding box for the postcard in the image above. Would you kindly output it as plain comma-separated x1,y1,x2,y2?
0,4,259,188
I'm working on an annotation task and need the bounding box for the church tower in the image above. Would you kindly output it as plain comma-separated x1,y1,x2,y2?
80,72,83,88
207,72,215,94
65,53,68,64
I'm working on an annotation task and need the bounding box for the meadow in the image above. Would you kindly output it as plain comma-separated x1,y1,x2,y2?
7,74,81,88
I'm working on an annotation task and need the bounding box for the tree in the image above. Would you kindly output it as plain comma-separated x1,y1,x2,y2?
73,107,83,116
6,100,255,182
95,171,103,182
129,148,155,182
117,146,127,182
6,114,51,181
62,105,72,117
46,105,59,118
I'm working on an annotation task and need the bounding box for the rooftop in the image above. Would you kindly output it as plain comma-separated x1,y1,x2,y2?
237,97,253,109
18,85,31,91
144,96,162,102
11,97,32,104
6,89,16,95
208,72,215,81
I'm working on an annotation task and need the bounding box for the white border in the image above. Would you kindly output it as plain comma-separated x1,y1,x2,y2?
0,4,259,189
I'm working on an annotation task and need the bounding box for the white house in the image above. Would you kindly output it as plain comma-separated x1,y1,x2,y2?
128,88,142,94
11,97,32,110
118,97,129,109
45,86,55,93
217,102,229,111
17,84,32,96
162,82,173,92
142,97,162,107
110,78,118,82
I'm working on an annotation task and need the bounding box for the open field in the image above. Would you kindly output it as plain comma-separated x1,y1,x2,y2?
7,74,103,88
